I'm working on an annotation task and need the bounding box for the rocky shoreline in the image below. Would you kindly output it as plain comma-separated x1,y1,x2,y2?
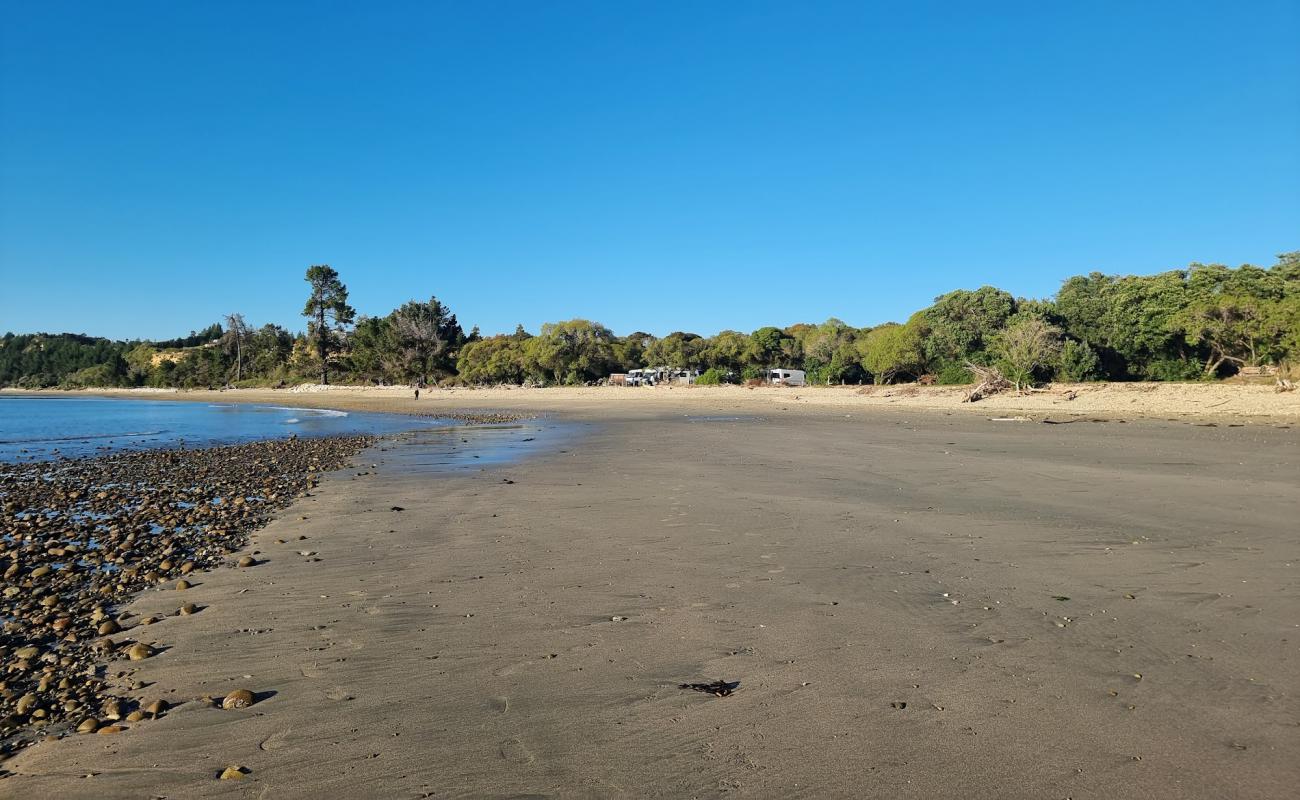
0,435,374,761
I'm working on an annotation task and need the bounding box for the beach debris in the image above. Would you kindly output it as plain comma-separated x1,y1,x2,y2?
890,701,908,709
390,506,405,511
1052,595,1070,601
964,363,1011,402
222,689,257,709
679,679,740,697
218,765,249,780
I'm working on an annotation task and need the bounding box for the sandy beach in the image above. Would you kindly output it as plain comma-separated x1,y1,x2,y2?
31,379,1300,422
2,388,1298,798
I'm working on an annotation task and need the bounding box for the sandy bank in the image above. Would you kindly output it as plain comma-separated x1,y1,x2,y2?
12,380,1300,422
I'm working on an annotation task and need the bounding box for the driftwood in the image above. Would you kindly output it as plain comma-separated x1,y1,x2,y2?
963,363,1011,403
1278,364,1297,393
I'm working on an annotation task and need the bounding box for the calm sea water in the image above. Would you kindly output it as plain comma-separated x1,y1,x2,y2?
0,396,438,461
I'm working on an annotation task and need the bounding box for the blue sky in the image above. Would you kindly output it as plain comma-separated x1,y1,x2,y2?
2,0,1296,340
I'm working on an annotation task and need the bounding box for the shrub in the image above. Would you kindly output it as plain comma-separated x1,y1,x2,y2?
935,363,972,385
1057,340,1103,382
694,368,726,385
1143,358,1205,382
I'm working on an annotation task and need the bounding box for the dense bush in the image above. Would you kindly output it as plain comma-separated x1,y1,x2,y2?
4,253,1297,389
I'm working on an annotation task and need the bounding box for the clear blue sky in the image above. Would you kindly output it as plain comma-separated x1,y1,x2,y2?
2,1,1296,340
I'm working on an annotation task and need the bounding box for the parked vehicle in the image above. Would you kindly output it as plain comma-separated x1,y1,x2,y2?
767,368,806,386
621,367,701,386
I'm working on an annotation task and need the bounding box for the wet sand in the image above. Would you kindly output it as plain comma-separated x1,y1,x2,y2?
3,401,1298,798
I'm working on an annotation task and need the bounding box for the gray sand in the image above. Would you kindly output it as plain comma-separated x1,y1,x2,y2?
5,405,1298,798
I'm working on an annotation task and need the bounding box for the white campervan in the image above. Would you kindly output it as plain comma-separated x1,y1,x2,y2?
767,368,806,386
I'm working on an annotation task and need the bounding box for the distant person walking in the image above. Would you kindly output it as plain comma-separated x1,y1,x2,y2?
414,387,420,400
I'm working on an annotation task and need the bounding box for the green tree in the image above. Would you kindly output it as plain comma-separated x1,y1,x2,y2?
346,316,400,383
390,296,463,384
457,335,529,384
302,265,356,384
994,317,1063,390
1057,340,1103,382
222,313,249,383
526,320,619,384
1174,294,1298,375
919,286,1017,368
643,332,703,369
697,330,750,373
857,319,925,384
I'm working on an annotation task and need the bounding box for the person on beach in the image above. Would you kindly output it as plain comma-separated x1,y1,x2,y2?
414,387,420,400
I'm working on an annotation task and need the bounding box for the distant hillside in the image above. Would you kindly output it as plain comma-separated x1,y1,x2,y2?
0,326,224,389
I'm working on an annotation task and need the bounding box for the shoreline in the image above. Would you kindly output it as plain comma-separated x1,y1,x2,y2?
4,380,1298,423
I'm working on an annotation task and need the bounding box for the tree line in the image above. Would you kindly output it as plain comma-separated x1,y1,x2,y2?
2,253,1296,390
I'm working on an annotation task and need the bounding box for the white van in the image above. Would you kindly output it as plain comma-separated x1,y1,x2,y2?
767,368,806,386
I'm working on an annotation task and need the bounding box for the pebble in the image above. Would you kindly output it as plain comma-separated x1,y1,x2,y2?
219,765,249,780
222,689,257,709
0,436,372,750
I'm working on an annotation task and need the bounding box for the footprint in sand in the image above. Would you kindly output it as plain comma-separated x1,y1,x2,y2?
300,663,325,679
488,695,510,714
499,736,535,765
493,660,534,678
259,728,293,751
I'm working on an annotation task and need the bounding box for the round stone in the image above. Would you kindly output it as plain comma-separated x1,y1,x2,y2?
16,694,39,715
222,689,256,709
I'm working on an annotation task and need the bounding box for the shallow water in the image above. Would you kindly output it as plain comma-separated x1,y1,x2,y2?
376,420,580,474
0,396,457,461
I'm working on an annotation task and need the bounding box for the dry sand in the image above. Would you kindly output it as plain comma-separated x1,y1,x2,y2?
40,379,1300,421
3,388,1298,798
